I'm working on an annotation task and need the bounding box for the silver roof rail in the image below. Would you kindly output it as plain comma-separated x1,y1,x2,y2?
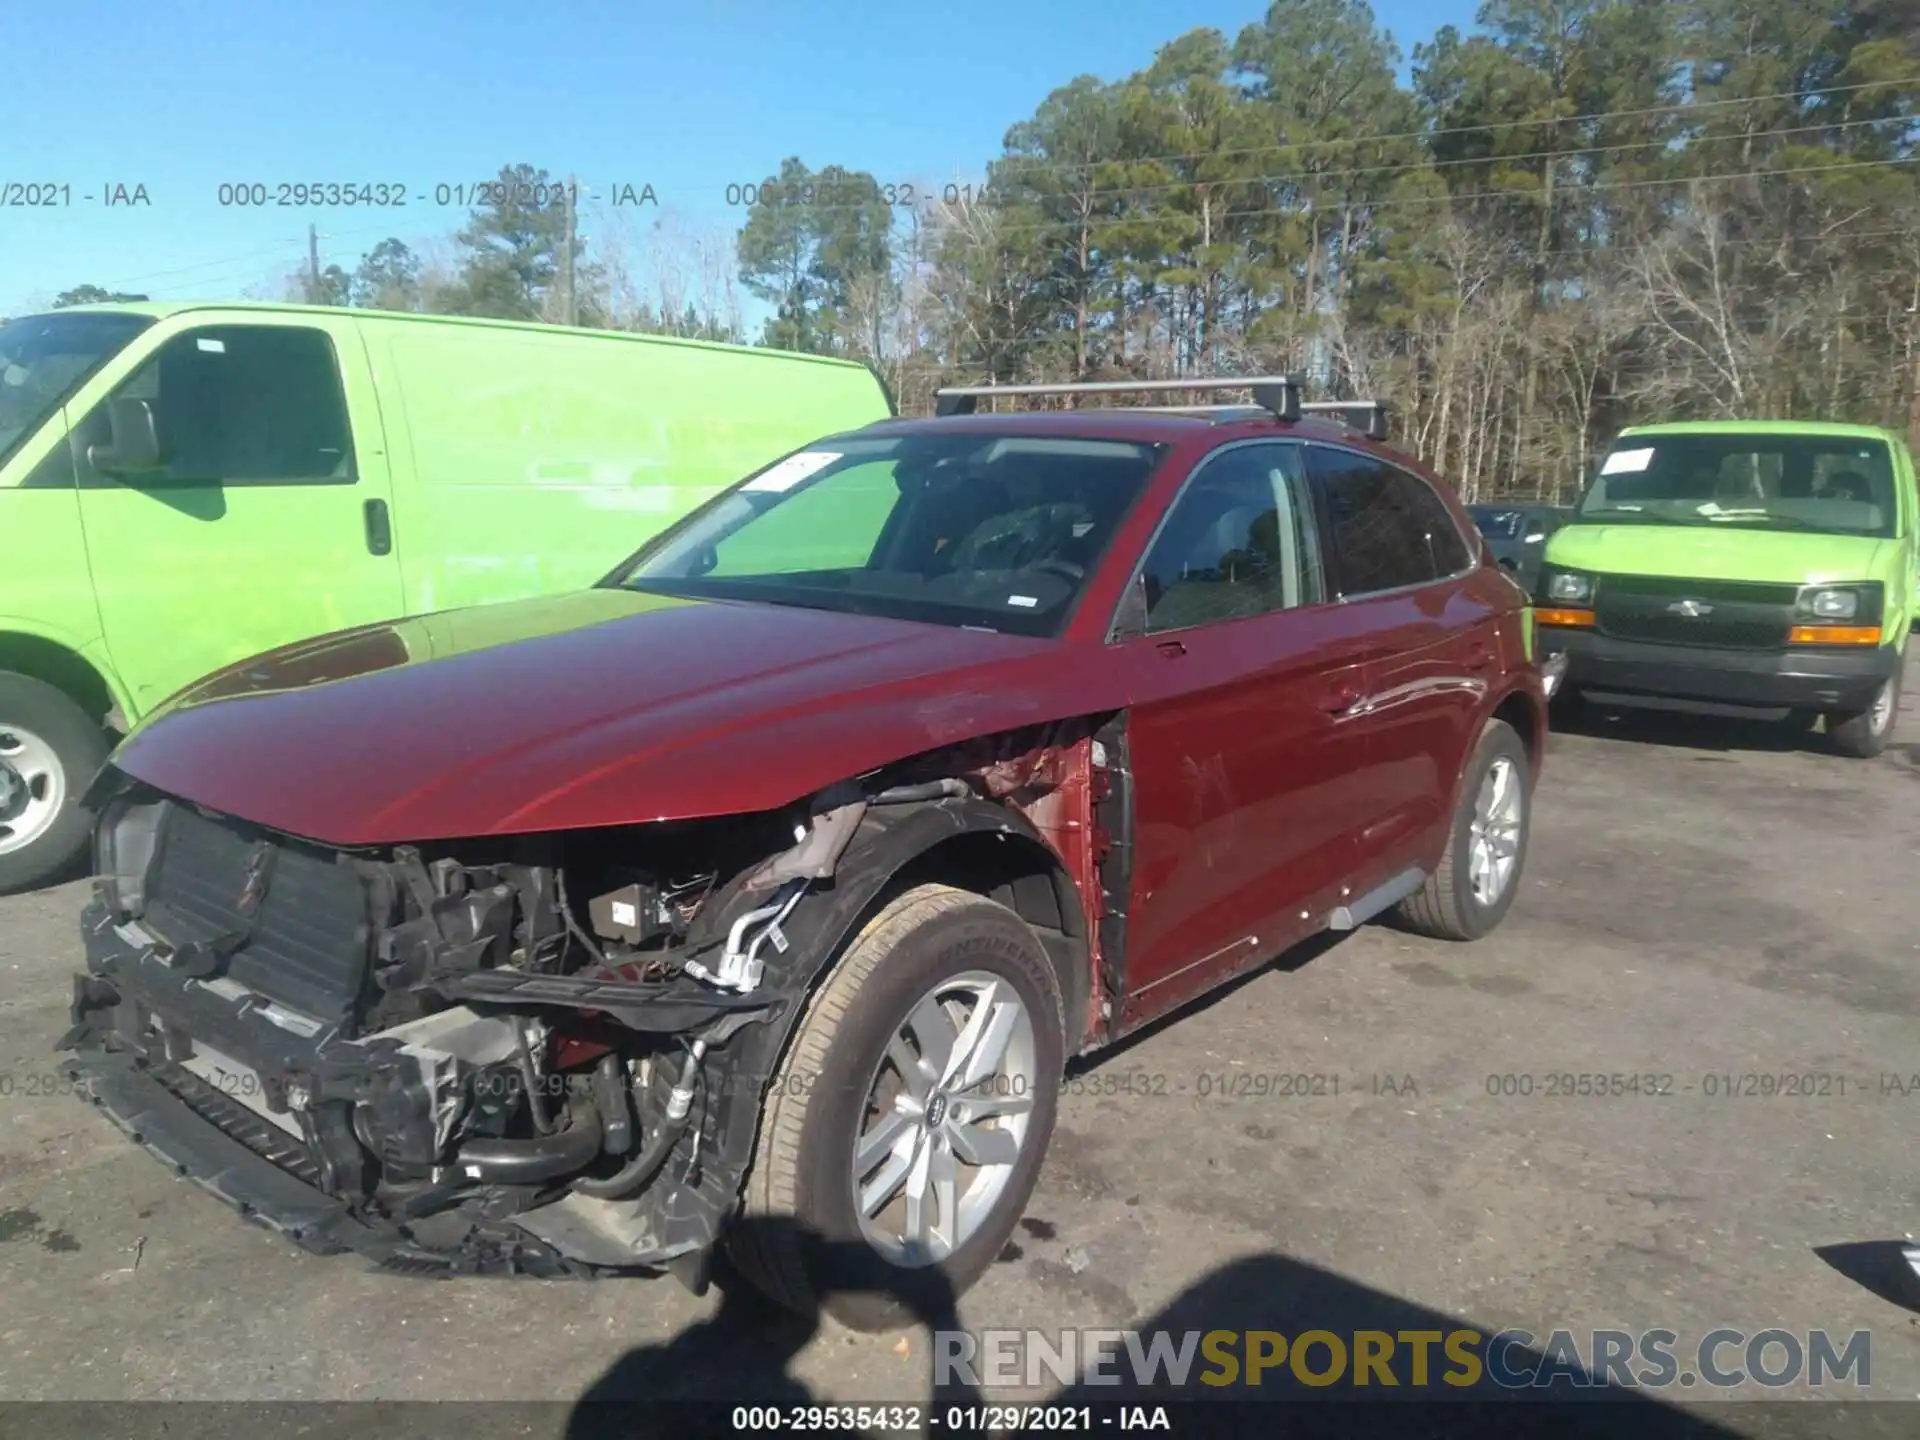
1299,400,1391,442
933,376,1302,422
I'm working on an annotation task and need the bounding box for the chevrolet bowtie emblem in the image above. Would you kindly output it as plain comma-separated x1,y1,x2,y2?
1667,598,1714,618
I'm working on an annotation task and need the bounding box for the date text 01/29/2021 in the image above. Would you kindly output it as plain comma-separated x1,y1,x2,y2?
727,1405,1171,1432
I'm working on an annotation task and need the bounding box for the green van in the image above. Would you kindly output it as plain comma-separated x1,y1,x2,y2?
0,303,892,889
1535,421,1916,758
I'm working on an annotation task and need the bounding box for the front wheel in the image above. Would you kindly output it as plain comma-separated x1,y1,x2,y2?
1825,656,1903,759
729,884,1064,1331
0,673,110,894
1394,718,1532,941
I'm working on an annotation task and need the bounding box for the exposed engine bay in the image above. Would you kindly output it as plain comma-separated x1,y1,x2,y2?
59,719,1118,1281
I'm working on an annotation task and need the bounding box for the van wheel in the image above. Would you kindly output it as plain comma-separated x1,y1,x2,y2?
1826,657,1902,759
1394,719,1531,942
729,884,1064,1332
0,673,109,894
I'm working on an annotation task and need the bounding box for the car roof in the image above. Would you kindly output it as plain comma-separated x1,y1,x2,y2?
1619,420,1900,443
25,302,872,369
849,407,1414,455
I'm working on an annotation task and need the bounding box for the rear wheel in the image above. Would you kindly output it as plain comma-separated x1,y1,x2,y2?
729,883,1064,1331
0,673,109,894
1825,656,1902,759
1394,719,1531,942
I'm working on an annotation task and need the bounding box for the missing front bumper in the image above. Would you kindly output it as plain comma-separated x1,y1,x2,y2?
58,1046,598,1277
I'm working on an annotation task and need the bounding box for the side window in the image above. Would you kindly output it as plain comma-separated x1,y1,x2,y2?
1310,446,1470,596
1138,443,1323,635
74,325,355,486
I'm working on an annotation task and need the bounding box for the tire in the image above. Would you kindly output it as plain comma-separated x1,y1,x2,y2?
0,673,110,894
1825,652,1902,759
1394,718,1531,942
729,883,1065,1332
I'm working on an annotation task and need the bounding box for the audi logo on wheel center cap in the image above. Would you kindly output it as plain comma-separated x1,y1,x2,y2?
1667,598,1714,618
925,1093,949,1128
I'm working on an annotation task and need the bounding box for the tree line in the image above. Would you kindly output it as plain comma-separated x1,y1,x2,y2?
49,0,1920,499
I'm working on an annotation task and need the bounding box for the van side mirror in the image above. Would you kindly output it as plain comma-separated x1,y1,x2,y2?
87,397,164,475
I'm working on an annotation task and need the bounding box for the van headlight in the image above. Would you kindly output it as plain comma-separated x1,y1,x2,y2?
1544,570,1594,604
1797,586,1860,621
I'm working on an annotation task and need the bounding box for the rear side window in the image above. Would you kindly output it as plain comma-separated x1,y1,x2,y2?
75,325,355,487
1309,446,1470,596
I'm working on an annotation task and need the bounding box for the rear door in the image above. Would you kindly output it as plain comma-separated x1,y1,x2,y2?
71,314,404,715
1305,443,1492,887
1111,440,1381,1028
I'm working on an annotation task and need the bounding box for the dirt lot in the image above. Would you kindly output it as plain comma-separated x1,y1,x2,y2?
2,670,1918,1437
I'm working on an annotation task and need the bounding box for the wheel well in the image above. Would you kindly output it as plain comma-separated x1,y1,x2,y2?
0,634,115,729
1492,689,1541,770
882,828,1092,1035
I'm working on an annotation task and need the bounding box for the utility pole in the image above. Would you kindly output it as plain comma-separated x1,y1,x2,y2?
560,175,577,326
308,223,320,302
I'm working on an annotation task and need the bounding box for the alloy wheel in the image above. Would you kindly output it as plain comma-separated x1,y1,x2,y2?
1467,756,1523,907
850,971,1038,1266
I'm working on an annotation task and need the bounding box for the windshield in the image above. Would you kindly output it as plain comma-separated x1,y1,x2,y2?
0,311,153,466
1468,506,1524,540
607,432,1166,636
1576,434,1898,538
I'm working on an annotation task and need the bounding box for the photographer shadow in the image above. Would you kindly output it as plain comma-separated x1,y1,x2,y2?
1048,1251,1879,1439
564,1215,980,1439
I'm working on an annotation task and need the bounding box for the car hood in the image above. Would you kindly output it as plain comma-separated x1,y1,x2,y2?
112,587,1082,846
1546,524,1892,585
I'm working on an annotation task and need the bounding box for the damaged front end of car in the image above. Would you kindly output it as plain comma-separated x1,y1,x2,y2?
57,718,1114,1284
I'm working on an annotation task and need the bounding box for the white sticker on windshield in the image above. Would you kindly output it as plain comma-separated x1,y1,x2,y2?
1007,594,1039,608
196,337,227,354
1601,446,1653,474
743,450,841,493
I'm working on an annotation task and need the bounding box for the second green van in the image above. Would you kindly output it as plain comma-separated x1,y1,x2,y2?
1535,420,1916,758
0,302,893,889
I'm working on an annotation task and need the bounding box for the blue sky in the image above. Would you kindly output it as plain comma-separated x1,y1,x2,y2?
1,0,1480,315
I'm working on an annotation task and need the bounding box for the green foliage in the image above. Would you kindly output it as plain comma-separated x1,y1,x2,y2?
52,285,148,308
736,157,896,353
350,239,424,312
439,163,590,322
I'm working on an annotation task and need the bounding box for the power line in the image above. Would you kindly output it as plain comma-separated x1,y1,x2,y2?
928,156,1920,244
983,75,1920,177
683,114,1914,221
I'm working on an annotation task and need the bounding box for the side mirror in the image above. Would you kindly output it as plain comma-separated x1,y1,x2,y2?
87,397,164,475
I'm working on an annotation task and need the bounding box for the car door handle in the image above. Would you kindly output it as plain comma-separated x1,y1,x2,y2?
363,498,392,557
1321,681,1366,716
1155,639,1187,658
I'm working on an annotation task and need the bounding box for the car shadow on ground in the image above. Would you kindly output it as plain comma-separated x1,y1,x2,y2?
1550,697,1830,757
563,1219,1875,1439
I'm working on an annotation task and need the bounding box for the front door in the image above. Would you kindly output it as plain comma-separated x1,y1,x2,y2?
1113,440,1381,1029
71,315,404,716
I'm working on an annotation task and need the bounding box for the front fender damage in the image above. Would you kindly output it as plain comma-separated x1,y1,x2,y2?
60,718,1117,1282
